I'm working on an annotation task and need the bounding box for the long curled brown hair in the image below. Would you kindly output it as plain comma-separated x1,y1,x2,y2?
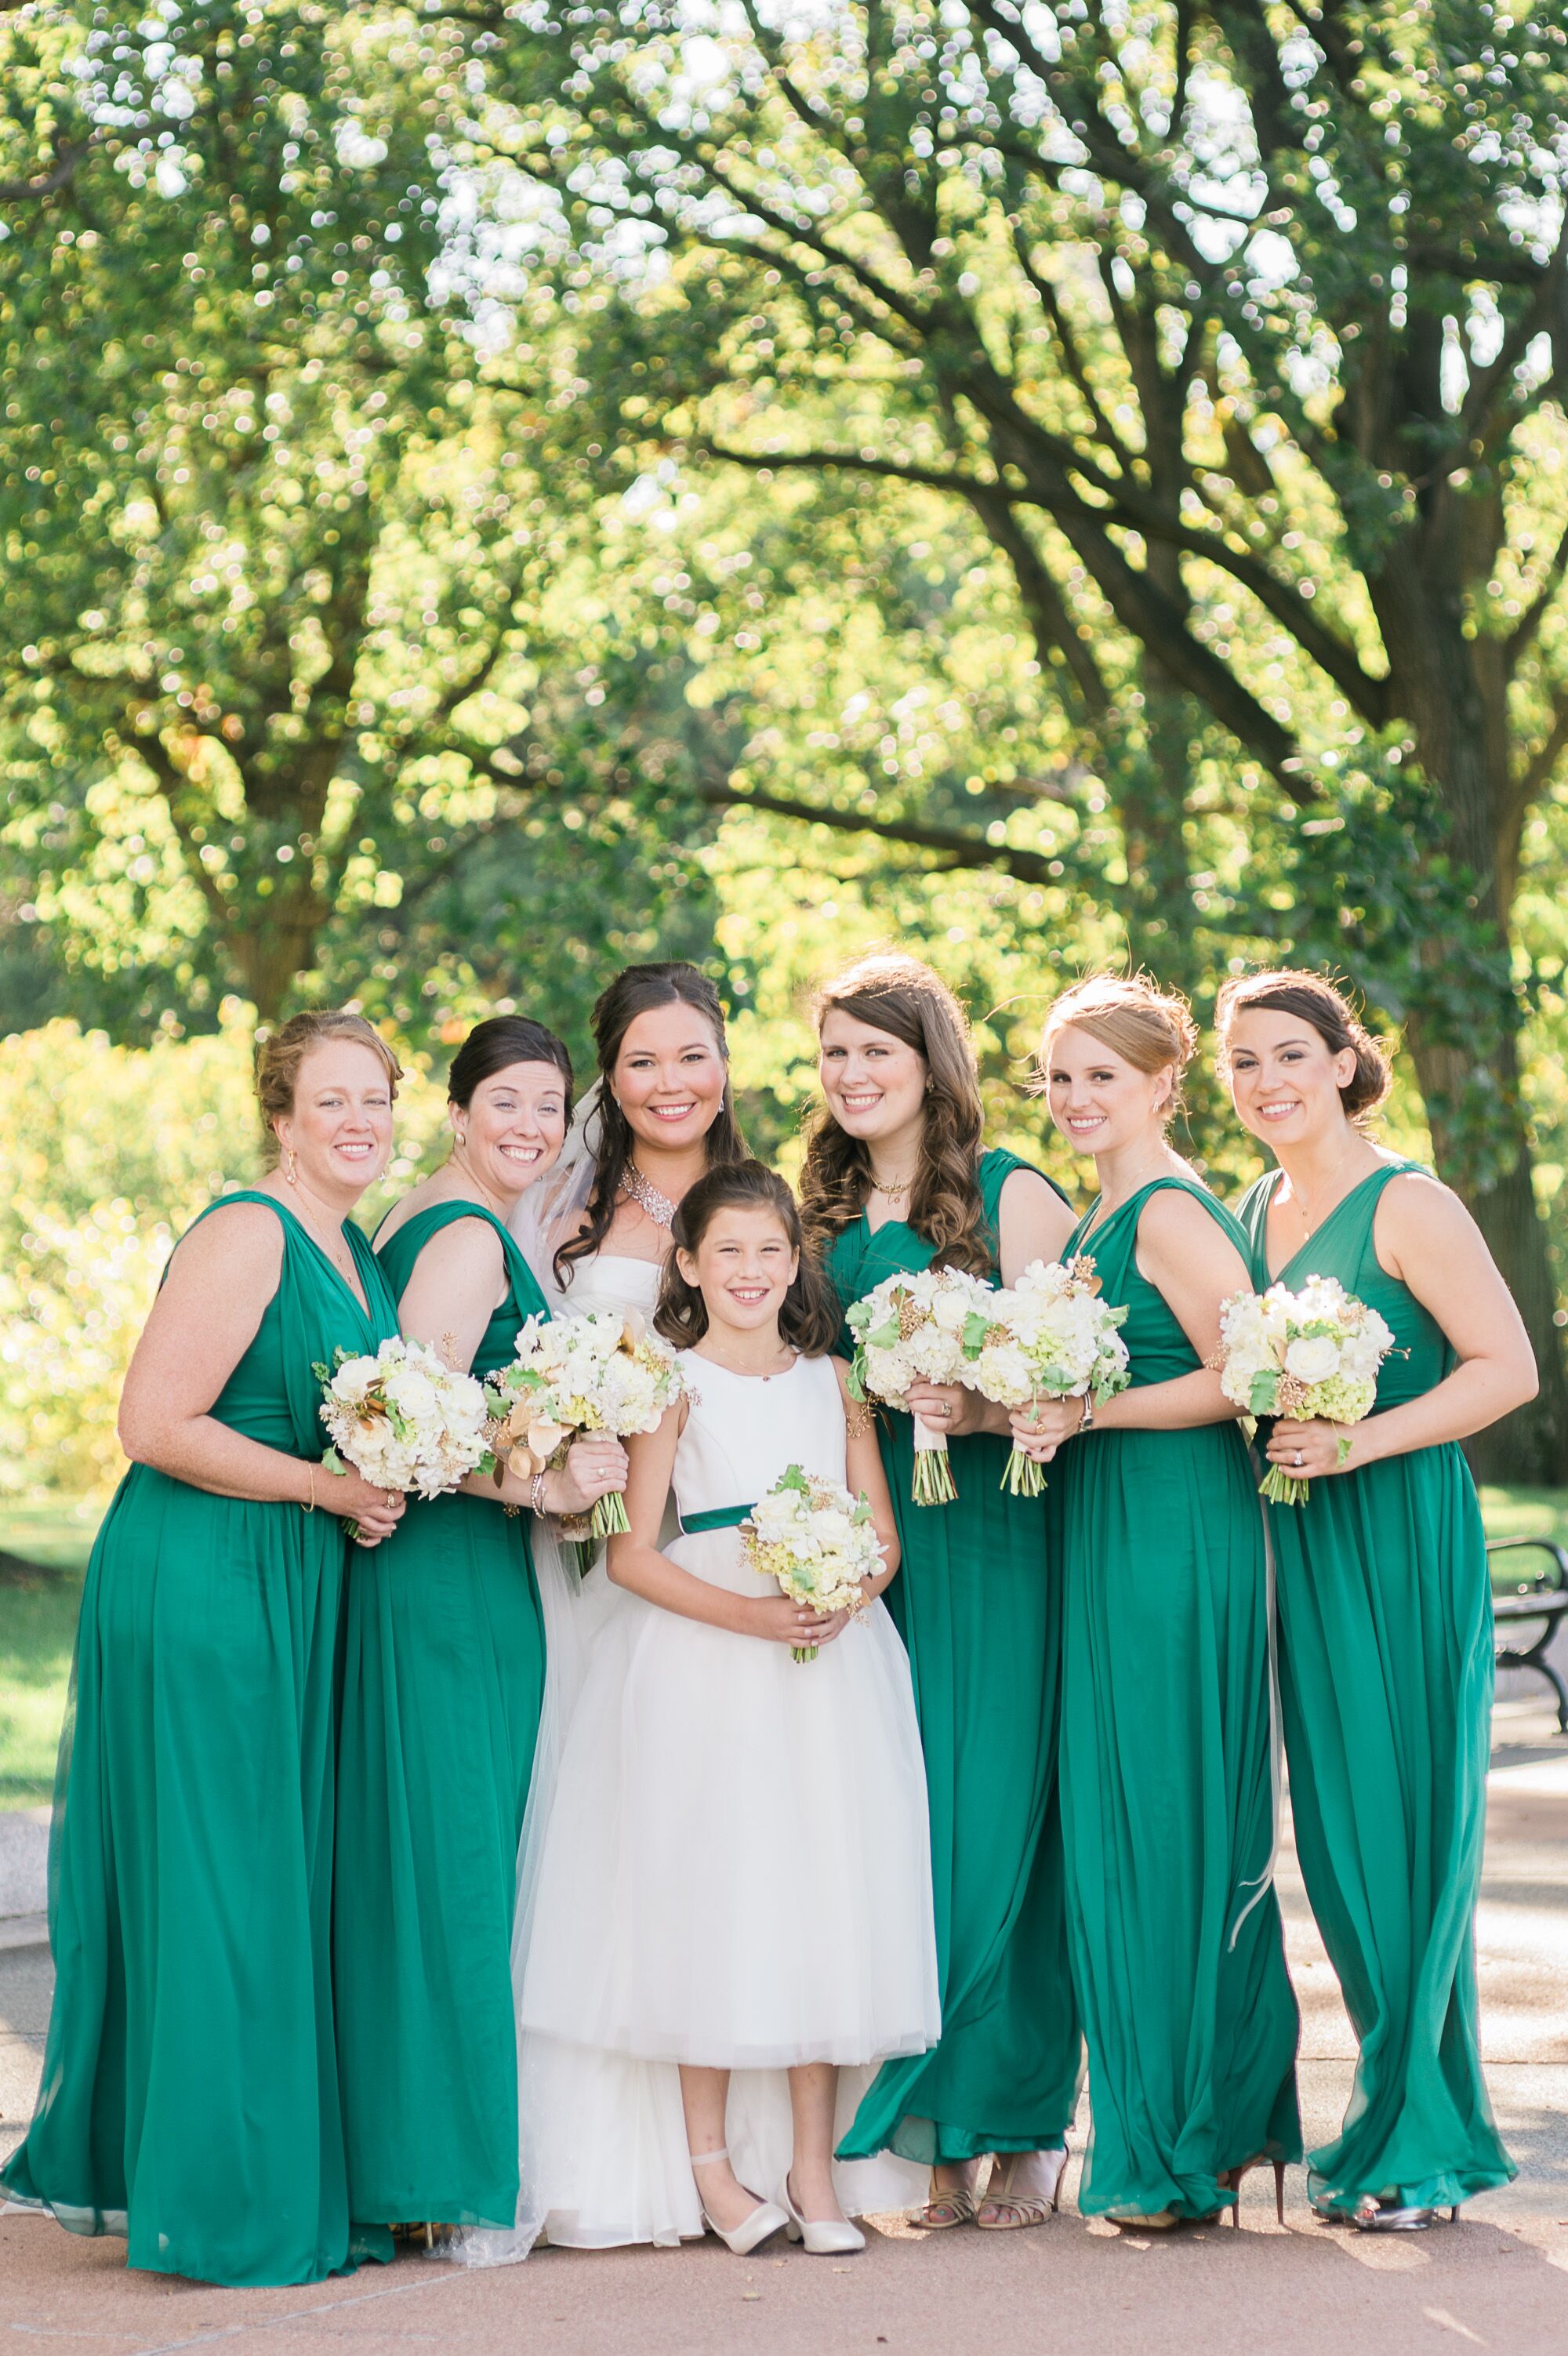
799,953,993,1280
655,1161,843,1356
555,962,748,1286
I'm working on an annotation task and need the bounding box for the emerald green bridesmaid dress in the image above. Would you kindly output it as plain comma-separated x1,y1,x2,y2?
1236,1160,1515,2214
334,1200,547,2230
1057,1178,1301,2219
0,1194,397,2285
832,1149,1083,2169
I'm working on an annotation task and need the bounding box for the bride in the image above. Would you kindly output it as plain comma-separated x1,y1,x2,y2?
445,963,748,2264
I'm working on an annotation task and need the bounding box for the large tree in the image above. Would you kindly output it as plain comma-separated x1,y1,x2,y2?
0,0,713,1042
464,0,1568,1477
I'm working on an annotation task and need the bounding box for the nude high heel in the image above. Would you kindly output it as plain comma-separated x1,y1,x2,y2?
778,2173,866,2256
1219,2155,1287,2227
689,2147,789,2255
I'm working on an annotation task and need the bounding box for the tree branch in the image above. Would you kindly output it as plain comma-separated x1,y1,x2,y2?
694,775,1080,886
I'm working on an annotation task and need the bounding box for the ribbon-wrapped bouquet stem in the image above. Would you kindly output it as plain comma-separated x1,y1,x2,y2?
485,1308,688,1539
960,1256,1131,1495
846,1265,996,1504
1214,1274,1396,1505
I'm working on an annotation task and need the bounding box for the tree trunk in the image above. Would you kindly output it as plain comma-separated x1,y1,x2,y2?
1356,556,1566,1479
1403,1000,1568,1484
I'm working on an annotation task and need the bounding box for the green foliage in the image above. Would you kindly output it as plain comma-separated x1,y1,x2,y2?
0,1015,452,1501
0,1,717,1037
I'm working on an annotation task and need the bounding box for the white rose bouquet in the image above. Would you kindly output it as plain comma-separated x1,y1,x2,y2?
960,1256,1131,1496
742,1463,884,1663
314,1338,491,1535
846,1264,997,1504
485,1308,687,1538
1214,1275,1396,1505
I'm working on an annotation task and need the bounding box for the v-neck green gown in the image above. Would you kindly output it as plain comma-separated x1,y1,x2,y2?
334,1200,548,2231
1057,1178,1301,2220
831,1149,1083,2169
0,1193,398,2285
1236,1160,1515,2215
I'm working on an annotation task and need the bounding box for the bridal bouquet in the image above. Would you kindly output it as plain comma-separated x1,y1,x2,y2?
846,1265,996,1504
485,1308,687,1537
314,1338,490,1533
1214,1275,1396,1505
960,1257,1131,1496
742,1464,884,1663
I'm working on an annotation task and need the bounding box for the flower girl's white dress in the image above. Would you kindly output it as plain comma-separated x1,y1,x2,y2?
514,1347,939,2248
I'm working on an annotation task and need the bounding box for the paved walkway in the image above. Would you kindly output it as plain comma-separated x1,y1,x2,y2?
2,1693,1565,2355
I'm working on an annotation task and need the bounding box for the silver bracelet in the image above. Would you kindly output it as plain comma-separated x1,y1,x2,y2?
530,1469,548,1517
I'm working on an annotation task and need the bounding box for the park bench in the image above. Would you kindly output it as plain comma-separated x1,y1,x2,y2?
1489,1536,1568,1733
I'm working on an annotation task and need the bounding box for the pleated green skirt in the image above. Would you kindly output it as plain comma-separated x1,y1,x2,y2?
1272,1442,1515,2213
838,1417,1081,2166
334,1488,545,2228
1058,1422,1301,2218
0,1470,389,2285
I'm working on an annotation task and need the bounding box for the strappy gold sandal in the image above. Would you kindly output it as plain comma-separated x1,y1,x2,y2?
976,2149,1068,2230
920,2171,982,2229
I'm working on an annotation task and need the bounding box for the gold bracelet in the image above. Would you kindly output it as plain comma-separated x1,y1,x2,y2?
303,1463,317,1514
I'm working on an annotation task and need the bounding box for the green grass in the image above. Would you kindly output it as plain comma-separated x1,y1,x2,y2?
0,1485,1564,1809
0,1497,98,1808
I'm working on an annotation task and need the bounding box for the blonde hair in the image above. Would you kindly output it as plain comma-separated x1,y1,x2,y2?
255,1010,402,1160
1214,967,1392,1127
1038,974,1198,1124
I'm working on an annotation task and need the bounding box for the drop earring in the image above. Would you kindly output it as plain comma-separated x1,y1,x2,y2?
283,1146,299,1185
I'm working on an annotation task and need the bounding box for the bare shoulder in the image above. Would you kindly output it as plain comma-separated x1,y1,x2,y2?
1377,1167,1479,1251
998,1165,1063,1214
1137,1184,1249,1283
829,1352,854,1399
165,1196,285,1282
1136,1184,1222,1246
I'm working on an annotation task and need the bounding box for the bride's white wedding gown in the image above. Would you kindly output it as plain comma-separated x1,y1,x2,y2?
510,1319,938,2251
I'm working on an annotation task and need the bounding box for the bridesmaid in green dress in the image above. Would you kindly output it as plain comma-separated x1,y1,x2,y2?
1012,976,1301,2229
800,953,1083,2233
0,1012,408,2284
335,1016,628,2238
1219,968,1534,2231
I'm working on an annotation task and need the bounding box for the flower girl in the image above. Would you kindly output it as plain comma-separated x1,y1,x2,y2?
515,1161,939,2255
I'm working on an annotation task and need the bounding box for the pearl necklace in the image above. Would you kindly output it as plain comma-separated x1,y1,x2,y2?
623,1163,677,1230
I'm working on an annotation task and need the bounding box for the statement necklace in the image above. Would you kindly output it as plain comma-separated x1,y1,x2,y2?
623,1163,677,1230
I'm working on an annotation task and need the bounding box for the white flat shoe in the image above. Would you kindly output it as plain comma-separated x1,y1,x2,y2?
690,2147,789,2255
778,2173,866,2256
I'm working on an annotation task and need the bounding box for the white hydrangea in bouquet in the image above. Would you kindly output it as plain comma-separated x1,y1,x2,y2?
314,1338,490,1535
485,1308,687,1537
1214,1275,1396,1505
960,1256,1131,1497
742,1463,885,1663
846,1264,997,1504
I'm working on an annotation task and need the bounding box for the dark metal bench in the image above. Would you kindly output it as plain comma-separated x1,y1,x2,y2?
1489,1536,1568,1733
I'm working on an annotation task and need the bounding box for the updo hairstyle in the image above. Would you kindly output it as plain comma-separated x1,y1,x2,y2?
1039,974,1198,1124
1214,968,1392,1125
655,1160,843,1357
448,1015,573,1113
255,1010,402,1161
